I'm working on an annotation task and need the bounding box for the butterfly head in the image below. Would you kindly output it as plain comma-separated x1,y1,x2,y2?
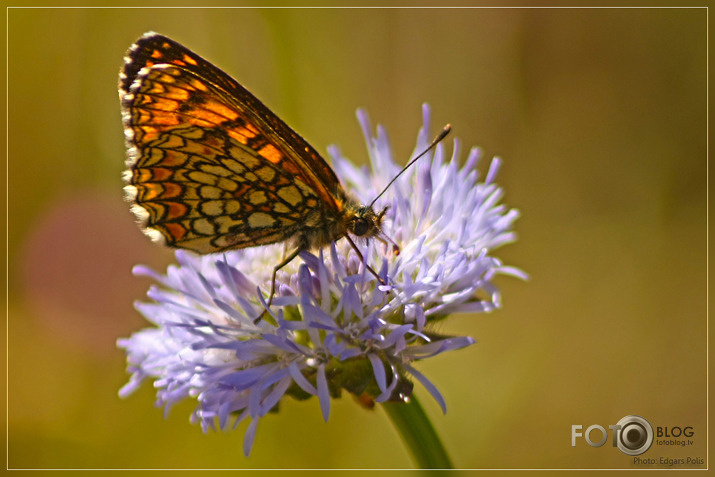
350,205,386,238
349,205,400,255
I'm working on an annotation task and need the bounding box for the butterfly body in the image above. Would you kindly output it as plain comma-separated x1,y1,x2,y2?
119,33,385,260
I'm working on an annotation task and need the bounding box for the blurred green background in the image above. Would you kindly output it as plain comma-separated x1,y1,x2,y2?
6,5,707,470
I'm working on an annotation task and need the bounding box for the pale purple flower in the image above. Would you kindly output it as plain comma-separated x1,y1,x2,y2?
118,104,525,456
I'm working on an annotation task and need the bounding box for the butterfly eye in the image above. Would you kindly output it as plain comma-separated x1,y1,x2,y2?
353,217,370,236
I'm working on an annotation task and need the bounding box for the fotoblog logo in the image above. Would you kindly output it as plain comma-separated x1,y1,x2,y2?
572,415,654,456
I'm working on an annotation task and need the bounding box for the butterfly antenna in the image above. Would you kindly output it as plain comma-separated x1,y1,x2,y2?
369,124,451,209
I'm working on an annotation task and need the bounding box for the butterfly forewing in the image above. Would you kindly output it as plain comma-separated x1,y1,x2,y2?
120,33,348,253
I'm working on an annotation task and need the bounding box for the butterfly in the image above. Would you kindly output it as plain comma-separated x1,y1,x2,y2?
119,32,448,310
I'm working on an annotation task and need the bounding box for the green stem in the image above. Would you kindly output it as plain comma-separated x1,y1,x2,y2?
381,395,454,469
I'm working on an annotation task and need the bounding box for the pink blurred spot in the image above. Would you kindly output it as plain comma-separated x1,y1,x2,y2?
20,191,174,355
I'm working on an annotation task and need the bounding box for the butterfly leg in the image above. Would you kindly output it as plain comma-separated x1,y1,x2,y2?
345,235,387,286
254,247,302,323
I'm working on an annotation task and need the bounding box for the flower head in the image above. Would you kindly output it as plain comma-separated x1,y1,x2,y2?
118,104,525,456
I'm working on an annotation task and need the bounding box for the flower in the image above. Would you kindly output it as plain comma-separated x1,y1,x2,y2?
117,104,525,456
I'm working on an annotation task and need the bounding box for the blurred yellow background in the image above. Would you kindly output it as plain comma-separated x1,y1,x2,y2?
6,5,707,470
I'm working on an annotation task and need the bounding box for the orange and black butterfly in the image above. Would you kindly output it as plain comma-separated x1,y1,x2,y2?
119,32,448,306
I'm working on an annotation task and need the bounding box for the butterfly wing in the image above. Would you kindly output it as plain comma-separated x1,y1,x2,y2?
119,32,345,253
